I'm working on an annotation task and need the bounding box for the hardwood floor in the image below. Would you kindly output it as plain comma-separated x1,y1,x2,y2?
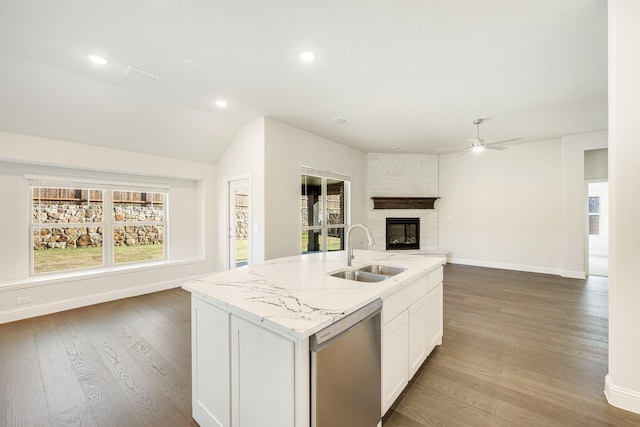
2,265,640,426
0,288,196,427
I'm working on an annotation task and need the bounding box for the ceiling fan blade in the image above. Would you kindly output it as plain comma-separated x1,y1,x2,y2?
437,144,471,152
457,148,472,156
484,137,521,146
485,145,507,151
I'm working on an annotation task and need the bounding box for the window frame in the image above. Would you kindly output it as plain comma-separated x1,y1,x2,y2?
112,190,167,266
300,167,350,254
588,195,601,236
29,177,169,276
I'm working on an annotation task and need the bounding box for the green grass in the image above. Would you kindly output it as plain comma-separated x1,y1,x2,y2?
115,244,164,264
300,233,342,253
34,244,164,273
235,238,248,263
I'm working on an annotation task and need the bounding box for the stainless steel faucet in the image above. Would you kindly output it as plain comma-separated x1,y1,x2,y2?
345,224,375,266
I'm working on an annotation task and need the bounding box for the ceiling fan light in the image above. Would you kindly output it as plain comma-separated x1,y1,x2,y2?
472,145,485,153
88,54,108,65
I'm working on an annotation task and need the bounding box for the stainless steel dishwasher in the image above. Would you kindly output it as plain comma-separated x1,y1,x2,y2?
310,298,382,427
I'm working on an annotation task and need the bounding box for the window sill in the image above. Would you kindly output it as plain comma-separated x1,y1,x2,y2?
0,257,207,291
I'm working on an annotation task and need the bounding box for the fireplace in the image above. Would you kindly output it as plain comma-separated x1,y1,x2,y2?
386,218,420,250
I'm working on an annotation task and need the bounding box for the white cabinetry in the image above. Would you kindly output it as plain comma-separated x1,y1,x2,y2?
426,282,443,354
192,297,296,427
408,294,428,378
231,316,295,427
381,310,408,413
192,298,230,427
381,266,444,416
189,261,444,425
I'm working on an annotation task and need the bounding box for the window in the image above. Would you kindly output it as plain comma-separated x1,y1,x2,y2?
300,169,349,254
31,182,167,275
112,190,166,265
588,196,601,235
32,187,105,273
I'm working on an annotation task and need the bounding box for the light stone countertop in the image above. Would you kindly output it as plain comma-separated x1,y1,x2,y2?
182,250,444,339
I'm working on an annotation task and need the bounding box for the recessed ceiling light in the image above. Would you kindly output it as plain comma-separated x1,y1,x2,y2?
392,146,405,151
300,51,316,62
185,58,199,66
88,54,108,65
215,99,227,108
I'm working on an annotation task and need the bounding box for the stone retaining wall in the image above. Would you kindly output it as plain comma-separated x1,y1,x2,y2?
33,203,164,249
235,207,248,238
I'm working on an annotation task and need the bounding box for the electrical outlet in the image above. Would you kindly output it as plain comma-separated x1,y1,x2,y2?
17,296,32,305
543,259,550,266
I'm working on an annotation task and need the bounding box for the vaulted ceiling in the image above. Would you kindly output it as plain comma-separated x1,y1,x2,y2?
0,0,607,163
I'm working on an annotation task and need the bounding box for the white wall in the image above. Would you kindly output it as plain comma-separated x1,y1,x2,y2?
439,131,607,277
585,148,608,180
606,0,640,414
215,117,266,270
439,139,564,274
367,153,439,251
0,131,216,322
264,118,367,260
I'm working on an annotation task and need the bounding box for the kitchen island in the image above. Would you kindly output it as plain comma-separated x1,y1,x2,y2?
182,250,444,427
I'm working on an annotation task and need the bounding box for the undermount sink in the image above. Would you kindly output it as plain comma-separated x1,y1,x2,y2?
358,265,406,277
329,265,406,282
329,269,389,282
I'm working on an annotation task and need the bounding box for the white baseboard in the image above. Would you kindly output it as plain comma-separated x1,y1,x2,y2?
561,270,586,279
0,275,201,324
447,257,562,276
446,257,588,279
605,374,640,415
590,251,609,258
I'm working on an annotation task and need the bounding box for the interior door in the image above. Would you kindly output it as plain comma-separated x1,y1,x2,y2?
229,179,250,269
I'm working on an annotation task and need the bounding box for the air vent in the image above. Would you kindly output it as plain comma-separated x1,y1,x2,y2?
124,66,159,84
331,116,351,124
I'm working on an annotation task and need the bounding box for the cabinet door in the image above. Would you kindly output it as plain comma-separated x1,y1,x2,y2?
426,282,443,354
192,298,230,427
408,294,428,379
381,310,409,416
231,316,295,427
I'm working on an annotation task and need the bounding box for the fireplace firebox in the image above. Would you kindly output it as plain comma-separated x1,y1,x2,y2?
386,218,420,250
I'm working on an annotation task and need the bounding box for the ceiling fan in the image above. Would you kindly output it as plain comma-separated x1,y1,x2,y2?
438,119,521,155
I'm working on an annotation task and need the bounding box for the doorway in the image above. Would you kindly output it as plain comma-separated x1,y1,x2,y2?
587,181,609,277
228,179,250,269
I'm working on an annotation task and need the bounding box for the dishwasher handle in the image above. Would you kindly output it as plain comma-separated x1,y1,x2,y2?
310,298,382,351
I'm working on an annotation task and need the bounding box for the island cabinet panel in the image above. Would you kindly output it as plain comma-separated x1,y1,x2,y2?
408,294,429,379
427,266,443,292
381,310,409,415
191,297,297,427
192,298,230,427
231,316,295,427
426,282,444,353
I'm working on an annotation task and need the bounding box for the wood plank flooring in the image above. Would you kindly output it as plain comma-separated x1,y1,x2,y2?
2,265,640,426
0,288,196,427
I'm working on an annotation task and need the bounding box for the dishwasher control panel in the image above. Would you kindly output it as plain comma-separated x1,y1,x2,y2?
310,298,382,350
